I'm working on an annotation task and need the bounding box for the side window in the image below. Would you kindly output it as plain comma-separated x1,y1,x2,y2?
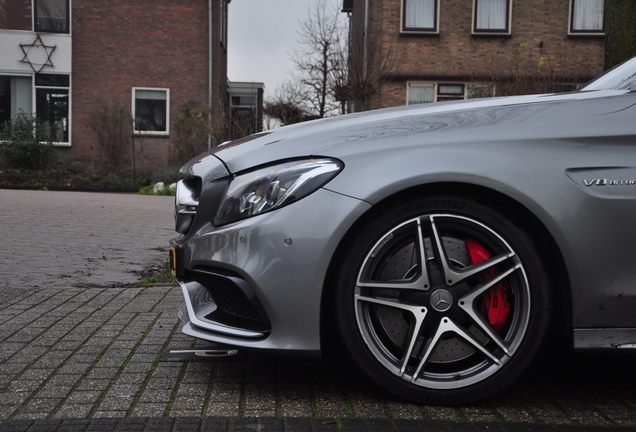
35,0,69,33
35,73,69,143
569,0,604,35
133,88,169,135
402,0,439,33
473,0,511,35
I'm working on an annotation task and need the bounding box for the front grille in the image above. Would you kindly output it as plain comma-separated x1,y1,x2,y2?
191,271,270,332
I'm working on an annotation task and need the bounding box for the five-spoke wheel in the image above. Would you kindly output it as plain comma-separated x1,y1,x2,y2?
335,196,551,405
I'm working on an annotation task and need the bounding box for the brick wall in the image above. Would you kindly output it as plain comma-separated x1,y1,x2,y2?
59,0,227,175
353,0,605,110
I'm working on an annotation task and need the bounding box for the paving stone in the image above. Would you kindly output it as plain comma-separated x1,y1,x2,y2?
0,191,174,289
129,403,167,417
2,191,636,432
53,404,93,419
205,402,240,417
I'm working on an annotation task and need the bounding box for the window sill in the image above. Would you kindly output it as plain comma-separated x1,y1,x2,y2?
133,132,169,138
400,30,440,36
35,29,70,35
567,32,604,37
471,32,512,38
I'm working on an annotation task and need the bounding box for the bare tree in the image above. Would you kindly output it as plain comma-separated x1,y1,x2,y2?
264,80,314,127
333,29,397,112
88,99,133,175
172,100,211,164
290,0,347,118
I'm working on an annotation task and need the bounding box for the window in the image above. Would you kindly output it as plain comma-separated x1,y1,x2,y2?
133,88,169,135
473,0,511,34
408,84,434,104
230,93,257,136
0,75,33,130
407,83,465,105
570,0,604,34
35,0,69,33
232,95,255,106
35,74,69,143
437,84,465,101
402,0,439,33
0,74,70,144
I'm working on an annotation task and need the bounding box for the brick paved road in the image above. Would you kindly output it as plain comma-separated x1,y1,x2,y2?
1,189,635,431
0,189,175,288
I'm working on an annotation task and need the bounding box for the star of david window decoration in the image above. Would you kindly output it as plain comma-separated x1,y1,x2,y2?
20,34,57,73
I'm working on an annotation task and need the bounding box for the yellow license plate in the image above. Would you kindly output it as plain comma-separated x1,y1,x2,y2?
169,245,179,277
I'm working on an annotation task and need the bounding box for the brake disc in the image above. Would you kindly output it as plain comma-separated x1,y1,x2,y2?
375,236,487,363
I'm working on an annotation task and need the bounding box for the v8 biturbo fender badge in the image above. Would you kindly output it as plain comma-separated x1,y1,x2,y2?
583,178,636,186
566,168,636,198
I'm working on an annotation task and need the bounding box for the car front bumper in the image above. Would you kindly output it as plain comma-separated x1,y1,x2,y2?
171,187,370,357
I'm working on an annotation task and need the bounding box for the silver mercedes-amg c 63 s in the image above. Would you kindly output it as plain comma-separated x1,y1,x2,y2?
170,56,636,405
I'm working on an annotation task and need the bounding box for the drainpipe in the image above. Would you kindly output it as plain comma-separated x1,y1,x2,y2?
362,0,369,112
208,0,213,152
364,0,369,77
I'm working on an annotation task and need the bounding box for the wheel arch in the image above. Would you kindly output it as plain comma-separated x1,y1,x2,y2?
320,181,573,356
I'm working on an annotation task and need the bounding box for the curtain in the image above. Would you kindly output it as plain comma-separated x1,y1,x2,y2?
11,77,33,119
573,0,603,31
405,0,435,29
408,85,435,105
475,0,507,30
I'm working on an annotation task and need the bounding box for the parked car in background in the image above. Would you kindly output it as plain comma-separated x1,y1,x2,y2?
170,56,636,405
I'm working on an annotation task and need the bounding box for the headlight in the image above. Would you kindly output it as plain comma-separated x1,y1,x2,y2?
214,158,343,225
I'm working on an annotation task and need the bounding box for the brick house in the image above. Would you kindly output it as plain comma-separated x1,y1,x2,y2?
0,0,230,175
228,81,265,138
342,0,606,111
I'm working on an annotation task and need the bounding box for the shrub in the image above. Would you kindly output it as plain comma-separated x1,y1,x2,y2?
149,166,182,185
0,169,150,192
173,100,211,164
475,44,581,97
0,112,57,170
88,100,133,175
138,184,176,196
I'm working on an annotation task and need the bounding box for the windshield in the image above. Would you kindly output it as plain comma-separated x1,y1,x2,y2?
580,56,636,91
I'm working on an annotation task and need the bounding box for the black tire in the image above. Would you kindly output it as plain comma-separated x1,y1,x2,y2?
334,195,551,405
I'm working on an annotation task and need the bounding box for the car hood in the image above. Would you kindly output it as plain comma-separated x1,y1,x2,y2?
190,89,633,177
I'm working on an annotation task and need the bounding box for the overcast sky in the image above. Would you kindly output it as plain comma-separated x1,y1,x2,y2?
227,0,344,101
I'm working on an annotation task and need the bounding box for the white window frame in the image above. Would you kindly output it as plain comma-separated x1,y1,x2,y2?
406,82,466,105
0,73,72,146
401,0,440,34
34,0,71,34
472,0,512,35
132,87,170,136
568,0,605,36
34,73,71,146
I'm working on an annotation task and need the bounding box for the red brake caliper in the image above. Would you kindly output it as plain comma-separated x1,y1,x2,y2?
465,238,511,333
